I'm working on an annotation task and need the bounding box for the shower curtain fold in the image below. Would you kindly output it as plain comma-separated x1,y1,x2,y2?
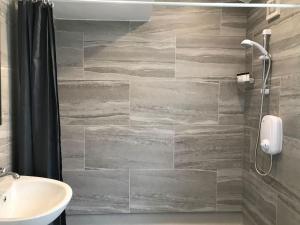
15,1,65,225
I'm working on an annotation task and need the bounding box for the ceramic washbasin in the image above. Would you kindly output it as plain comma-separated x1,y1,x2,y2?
0,176,72,225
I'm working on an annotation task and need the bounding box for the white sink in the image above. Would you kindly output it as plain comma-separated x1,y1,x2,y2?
0,176,72,225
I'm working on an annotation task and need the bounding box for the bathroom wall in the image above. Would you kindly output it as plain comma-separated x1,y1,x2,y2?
0,0,16,169
243,3,300,225
55,5,247,215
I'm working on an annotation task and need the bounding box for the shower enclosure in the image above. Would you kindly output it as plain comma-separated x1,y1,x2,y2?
52,1,300,225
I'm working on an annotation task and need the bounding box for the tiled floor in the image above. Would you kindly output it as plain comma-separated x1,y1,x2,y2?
66,213,244,225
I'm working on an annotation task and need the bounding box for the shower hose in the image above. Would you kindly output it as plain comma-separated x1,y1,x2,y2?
254,56,273,176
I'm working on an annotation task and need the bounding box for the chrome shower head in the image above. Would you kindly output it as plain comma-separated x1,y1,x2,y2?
241,39,270,59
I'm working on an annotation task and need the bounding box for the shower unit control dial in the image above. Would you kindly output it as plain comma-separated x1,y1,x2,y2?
260,115,282,155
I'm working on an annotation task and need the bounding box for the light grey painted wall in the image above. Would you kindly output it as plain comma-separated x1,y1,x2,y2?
55,6,248,215
0,0,16,170
243,2,300,225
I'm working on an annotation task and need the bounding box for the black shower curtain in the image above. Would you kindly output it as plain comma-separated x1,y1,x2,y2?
15,1,65,225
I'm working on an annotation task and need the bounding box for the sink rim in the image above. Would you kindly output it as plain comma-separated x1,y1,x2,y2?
0,176,72,222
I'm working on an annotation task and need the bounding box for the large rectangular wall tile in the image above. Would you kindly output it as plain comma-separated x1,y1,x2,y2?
174,125,244,169
175,47,245,80
1,68,12,125
277,195,300,225
280,74,300,139
219,80,245,125
84,39,175,80
173,10,220,36
130,170,216,213
58,67,84,81
56,31,83,67
85,126,174,169
243,171,277,225
61,126,84,170
56,31,83,49
219,80,244,114
138,7,220,38
176,34,245,80
63,170,129,214
59,81,129,125
55,20,129,34
130,80,219,126
271,136,300,195
220,15,247,37
217,160,243,212
84,40,174,63
0,144,11,169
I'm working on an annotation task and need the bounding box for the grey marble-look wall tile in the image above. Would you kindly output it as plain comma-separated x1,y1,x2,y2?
277,196,300,225
0,19,10,67
221,7,248,17
57,47,83,67
58,67,84,81
272,57,300,78
243,171,277,225
63,170,129,214
130,80,219,126
84,39,175,80
280,74,300,139
220,15,247,37
130,170,216,213
219,80,244,118
56,31,83,67
138,7,220,38
0,125,10,148
59,81,129,125
85,126,174,169
174,125,244,169
85,40,174,63
176,35,244,49
56,31,83,48
271,136,300,196
55,20,129,34
172,10,220,36
0,144,11,169
219,114,244,126
175,47,245,80
61,126,84,170
84,59,175,80
0,10,16,69
1,67,12,125
217,160,242,212
243,210,258,225
129,21,175,43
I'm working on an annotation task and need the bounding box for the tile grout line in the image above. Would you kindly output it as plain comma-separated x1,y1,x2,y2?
217,80,221,124
83,126,86,170
129,169,131,213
